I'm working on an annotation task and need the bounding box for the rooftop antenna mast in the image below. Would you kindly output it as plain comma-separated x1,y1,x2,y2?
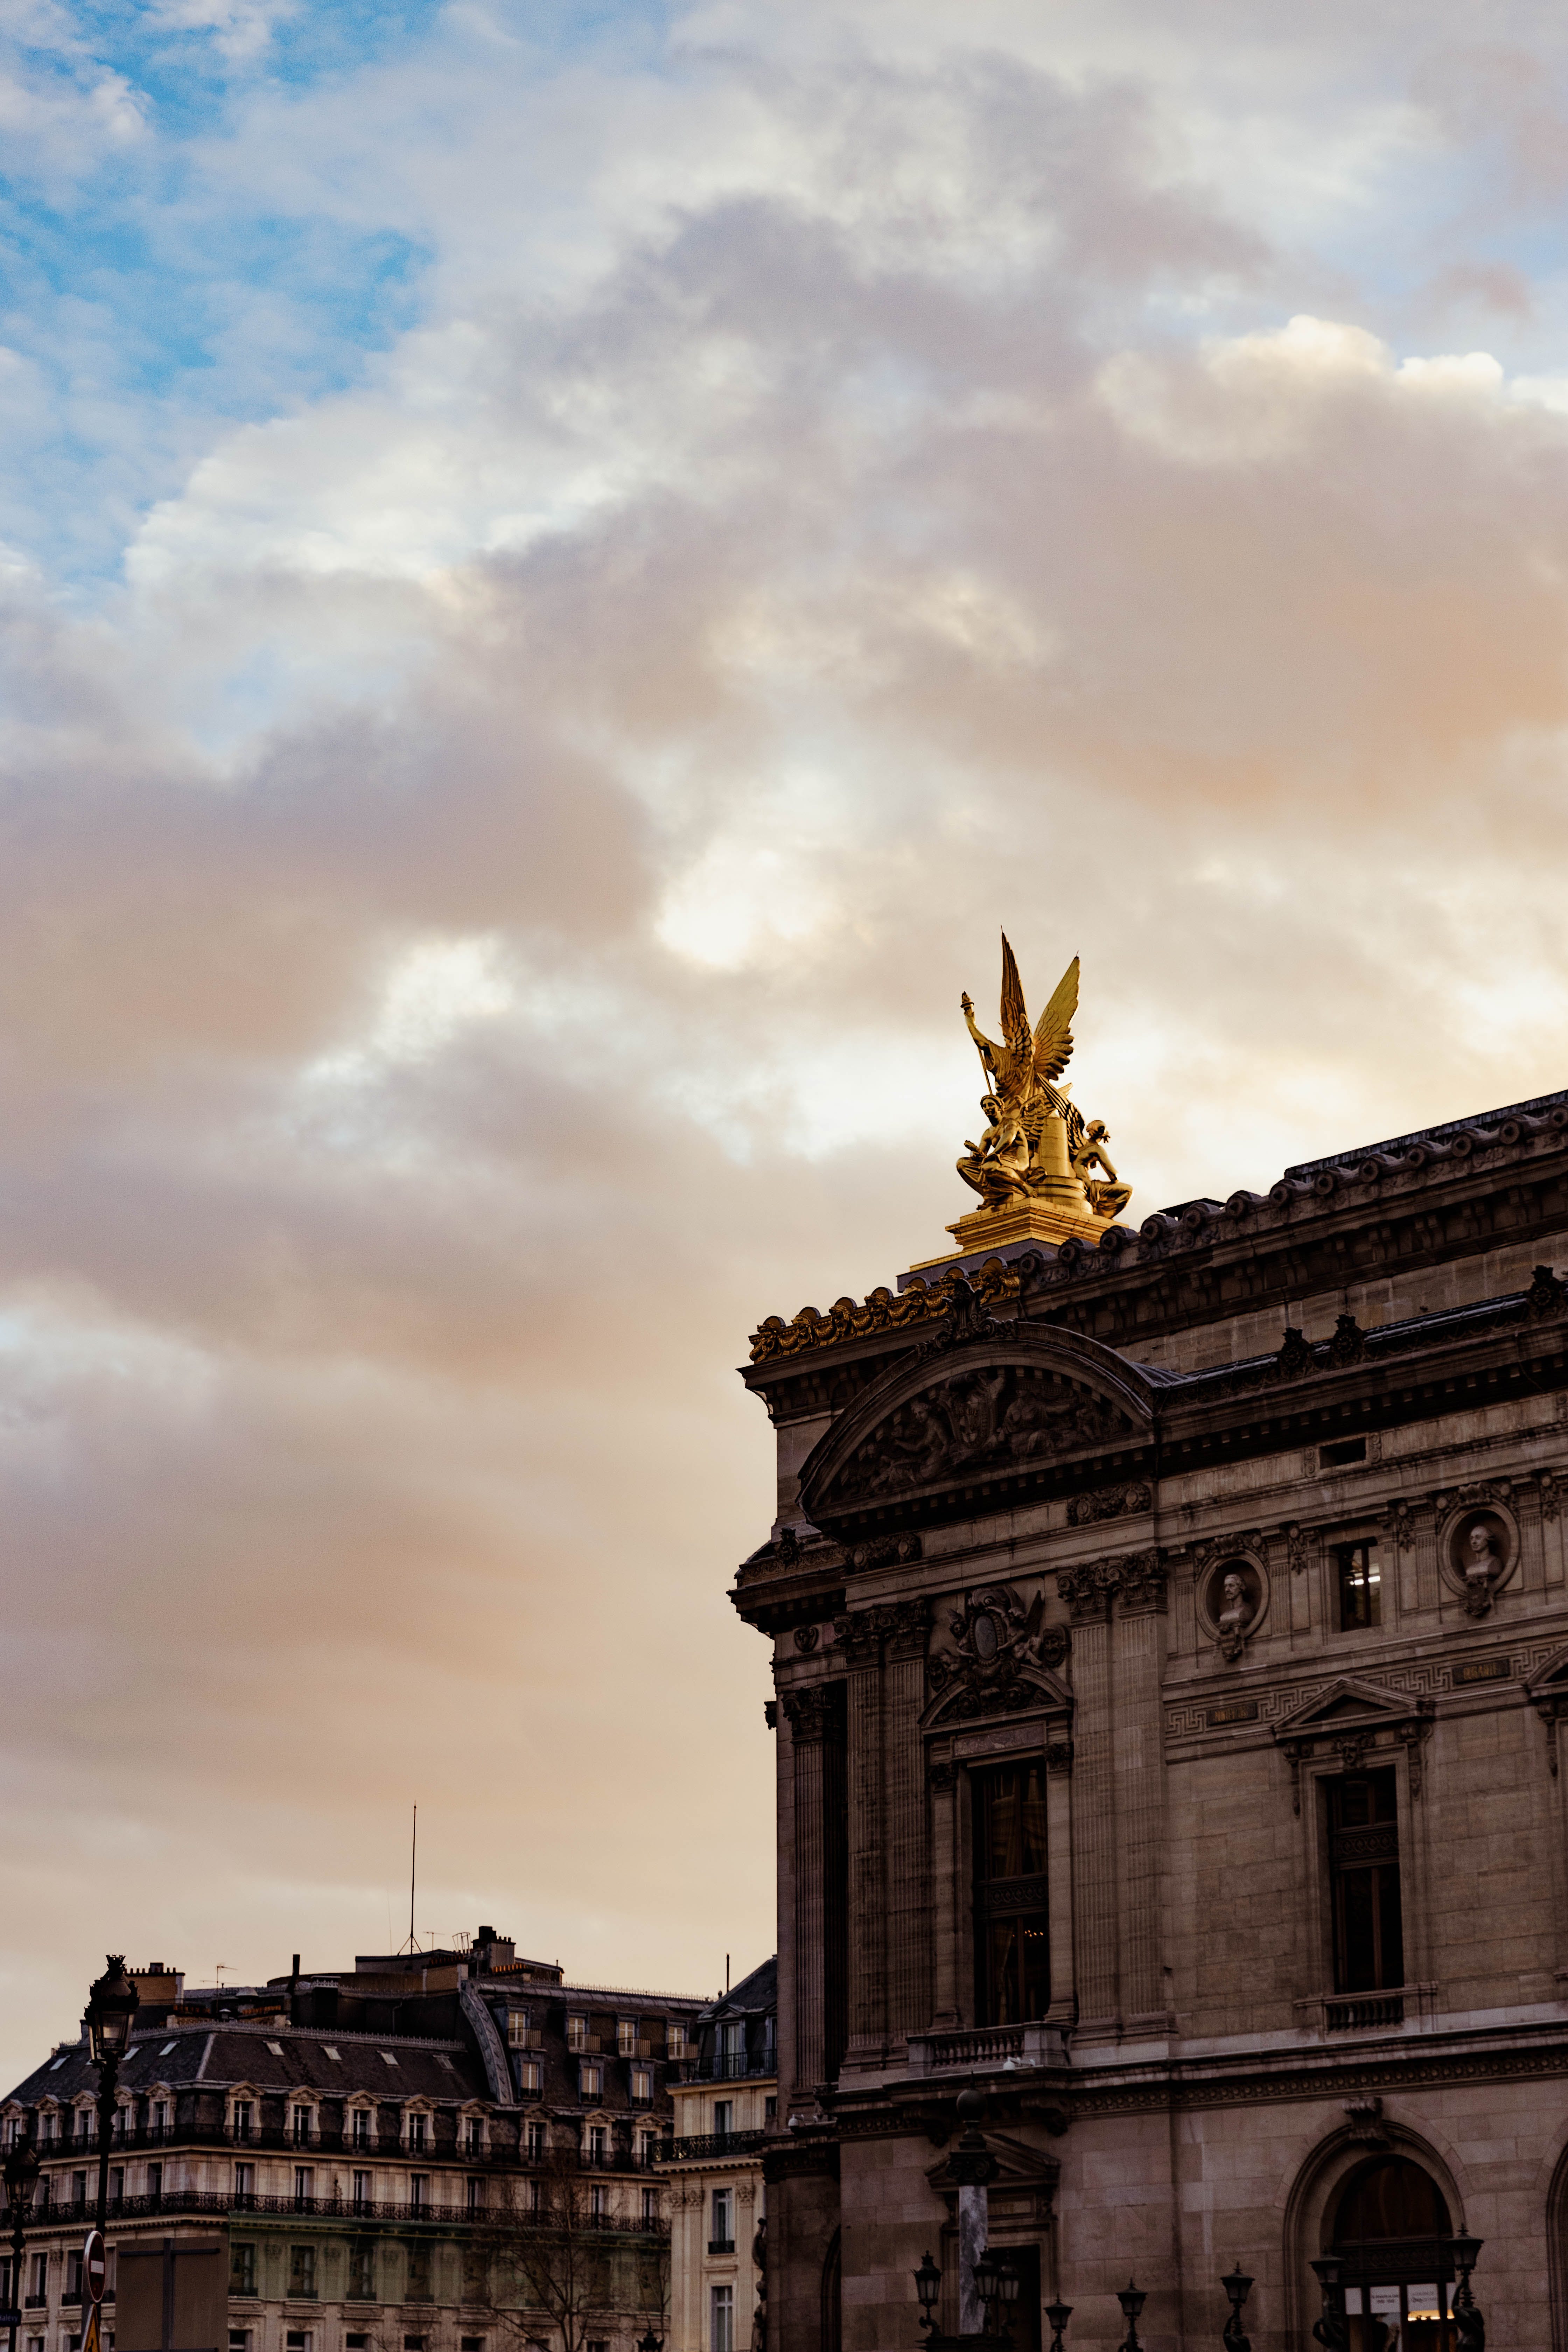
400,1805,418,1956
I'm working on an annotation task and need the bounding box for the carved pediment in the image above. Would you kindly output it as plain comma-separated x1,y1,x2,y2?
1272,1675,1435,1809
798,1325,1154,1531
926,2130,1060,2213
922,1582,1071,1728
1273,1676,1427,1741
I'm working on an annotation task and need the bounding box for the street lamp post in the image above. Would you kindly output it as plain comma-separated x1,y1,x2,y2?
84,1960,139,2236
4,2130,39,2352
1220,2262,1253,2351
1308,2255,1348,2352
1116,2280,1146,2352
1043,2299,1072,2352
1448,2232,1484,2350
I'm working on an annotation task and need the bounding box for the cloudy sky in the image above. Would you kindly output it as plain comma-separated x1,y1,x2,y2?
5,0,1568,2077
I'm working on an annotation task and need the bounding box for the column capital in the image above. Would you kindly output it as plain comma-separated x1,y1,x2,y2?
782,1683,844,1743
1116,1548,1168,1615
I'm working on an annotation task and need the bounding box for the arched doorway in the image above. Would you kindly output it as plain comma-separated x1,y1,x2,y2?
1329,2156,1457,2347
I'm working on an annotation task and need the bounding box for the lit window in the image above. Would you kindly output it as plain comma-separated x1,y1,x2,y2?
616,2020,636,2057
566,2016,587,2054
631,2068,653,2106
230,2246,255,2299
578,2064,602,2101
407,2115,427,2153
666,2023,687,2060
1338,1542,1382,1631
351,2110,370,2148
517,2061,541,2096
506,2012,531,2050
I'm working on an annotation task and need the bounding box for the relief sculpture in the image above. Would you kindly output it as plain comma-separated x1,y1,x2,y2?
854,1366,1128,1499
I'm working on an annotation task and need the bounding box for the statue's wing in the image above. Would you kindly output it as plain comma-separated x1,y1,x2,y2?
999,931,1032,1065
1032,955,1080,1084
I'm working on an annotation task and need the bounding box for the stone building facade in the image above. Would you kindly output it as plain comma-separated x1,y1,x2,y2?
0,1932,705,2352
658,1958,775,2352
734,1088,1568,2350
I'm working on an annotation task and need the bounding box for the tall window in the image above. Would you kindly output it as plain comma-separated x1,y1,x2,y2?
579,2064,603,2102
350,2109,370,2149
588,2184,607,2220
147,2165,162,2206
1332,2157,1454,2343
409,2176,428,2213
1338,1541,1382,1631
517,2061,542,2096
566,2016,588,2053
506,2010,531,2049
525,2122,545,2162
719,2021,744,2079
666,2023,688,2061
617,2019,637,2057
293,2169,314,2211
230,2246,255,2299
348,2243,376,2303
710,2286,734,2352
631,2068,652,2106
587,2127,607,2165
973,1761,1050,2024
288,2247,315,2301
233,2165,255,2209
710,2188,734,2252
466,2177,484,2214
71,2174,86,2211
351,2172,371,2213
406,2247,432,2304
407,2114,427,2153
292,2107,311,2146
713,2102,733,2138
1329,1769,1404,1992
642,2186,659,2224
233,2104,253,2143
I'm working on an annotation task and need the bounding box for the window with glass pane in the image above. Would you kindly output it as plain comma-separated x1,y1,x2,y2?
1329,1769,1404,1993
1338,1541,1381,1630
617,2019,636,2056
288,2247,315,2301
1333,2157,1454,2351
710,2286,734,2352
973,1761,1050,2024
351,2171,370,2212
351,2110,370,2148
230,2245,255,2299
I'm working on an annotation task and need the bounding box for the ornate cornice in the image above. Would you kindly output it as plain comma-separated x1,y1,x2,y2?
749,1261,1019,1364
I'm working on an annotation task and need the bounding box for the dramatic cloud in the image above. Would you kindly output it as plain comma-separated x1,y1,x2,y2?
4,0,1568,2073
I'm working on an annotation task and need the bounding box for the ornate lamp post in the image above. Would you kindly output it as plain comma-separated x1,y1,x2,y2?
1116,2280,1146,2352
1044,2299,1071,2352
973,2250,1018,2342
84,1959,138,2235
1308,2255,1347,2352
915,2253,943,2335
1449,2232,1484,2348
1221,2261,1253,2350
4,2130,39,2352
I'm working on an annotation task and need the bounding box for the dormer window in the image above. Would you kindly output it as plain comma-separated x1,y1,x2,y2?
350,2108,371,2149
406,2113,427,2154
616,2019,636,2057
232,2103,253,2143
578,2063,603,2102
292,2106,312,2147
566,2015,587,2053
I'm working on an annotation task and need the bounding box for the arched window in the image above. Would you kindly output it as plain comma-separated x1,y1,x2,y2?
1330,2157,1456,2348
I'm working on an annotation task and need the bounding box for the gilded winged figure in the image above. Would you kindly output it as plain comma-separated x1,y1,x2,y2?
957,934,1132,1221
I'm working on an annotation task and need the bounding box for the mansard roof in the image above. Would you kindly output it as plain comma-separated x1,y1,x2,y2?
0,2024,482,2110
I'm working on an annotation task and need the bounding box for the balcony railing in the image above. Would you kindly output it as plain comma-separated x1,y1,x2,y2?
1295,1983,1437,2036
31,2188,674,2235
661,2133,761,2162
707,2239,735,2256
905,2023,1066,2075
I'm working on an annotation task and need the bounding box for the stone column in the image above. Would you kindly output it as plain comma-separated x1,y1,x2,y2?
929,1759,960,2028
882,1598,931,2053
1058,1560,1120,2035
782,1684,836,2100
1115,1551,1169,2031
1044,1735,1075,2027
769,1692,794,2119
836,1611,888,2069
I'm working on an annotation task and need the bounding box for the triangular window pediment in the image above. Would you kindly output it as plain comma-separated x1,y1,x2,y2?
1274,1676,1422,1741
1527,1643,1568,1697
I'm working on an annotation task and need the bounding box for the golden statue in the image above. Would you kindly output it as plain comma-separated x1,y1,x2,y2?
913,934,1133,1271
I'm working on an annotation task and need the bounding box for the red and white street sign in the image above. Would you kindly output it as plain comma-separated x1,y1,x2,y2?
83,2232,106,2306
